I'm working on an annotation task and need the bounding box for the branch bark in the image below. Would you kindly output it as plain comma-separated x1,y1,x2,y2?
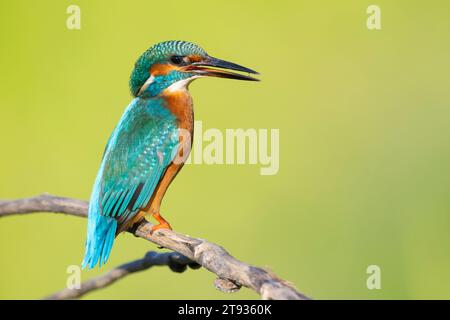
0,194,310,300
44,251,200,300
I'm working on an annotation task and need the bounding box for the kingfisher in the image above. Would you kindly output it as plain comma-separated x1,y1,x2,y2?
82,40,259,268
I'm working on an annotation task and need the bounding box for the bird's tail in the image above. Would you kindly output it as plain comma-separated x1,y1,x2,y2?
82,190,117,269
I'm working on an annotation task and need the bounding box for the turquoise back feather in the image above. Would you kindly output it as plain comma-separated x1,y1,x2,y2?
82,97,179,268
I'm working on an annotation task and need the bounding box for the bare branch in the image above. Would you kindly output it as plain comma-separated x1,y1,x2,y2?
0,194,310,300
44,251,199,300
0,193,87,218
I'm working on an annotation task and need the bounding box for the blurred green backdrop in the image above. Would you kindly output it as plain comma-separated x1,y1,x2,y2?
1,0,450,299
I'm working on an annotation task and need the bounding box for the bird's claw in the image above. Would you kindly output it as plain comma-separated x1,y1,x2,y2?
149,221,172,235
149,211,172,235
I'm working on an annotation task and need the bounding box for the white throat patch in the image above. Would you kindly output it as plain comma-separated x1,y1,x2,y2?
165,76,201,93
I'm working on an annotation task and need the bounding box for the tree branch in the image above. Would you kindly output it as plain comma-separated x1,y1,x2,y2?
0,194,87,218
44,251,200,300
0,194,310,300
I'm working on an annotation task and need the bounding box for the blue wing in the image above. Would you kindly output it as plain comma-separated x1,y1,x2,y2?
82,98,179,268
100,98,179,225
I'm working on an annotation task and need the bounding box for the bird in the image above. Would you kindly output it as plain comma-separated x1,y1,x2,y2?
82,40,259,269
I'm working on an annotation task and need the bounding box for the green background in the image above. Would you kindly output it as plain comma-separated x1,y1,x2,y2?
1,0,450,299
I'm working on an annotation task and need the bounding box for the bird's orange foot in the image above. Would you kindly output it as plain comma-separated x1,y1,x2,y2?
150,212,172,235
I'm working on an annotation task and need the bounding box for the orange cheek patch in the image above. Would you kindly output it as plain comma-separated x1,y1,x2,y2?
187,54,203,63
150,63,180,76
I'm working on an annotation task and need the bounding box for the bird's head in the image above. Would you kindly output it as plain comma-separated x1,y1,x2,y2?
129,40,259,97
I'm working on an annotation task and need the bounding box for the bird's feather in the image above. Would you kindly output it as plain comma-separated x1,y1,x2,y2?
82,97,179,268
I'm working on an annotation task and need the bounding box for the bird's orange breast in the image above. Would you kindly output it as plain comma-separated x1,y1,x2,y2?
161,89,194,133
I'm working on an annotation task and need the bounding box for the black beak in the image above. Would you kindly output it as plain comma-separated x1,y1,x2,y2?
188,56,259,81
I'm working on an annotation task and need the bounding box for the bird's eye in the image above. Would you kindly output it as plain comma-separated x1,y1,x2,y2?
170,55,185,65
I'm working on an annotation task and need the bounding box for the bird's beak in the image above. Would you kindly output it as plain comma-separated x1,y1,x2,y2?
186,56,259,81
